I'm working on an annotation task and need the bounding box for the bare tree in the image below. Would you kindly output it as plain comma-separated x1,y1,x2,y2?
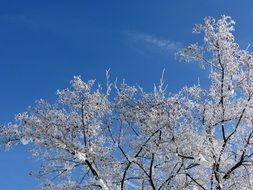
2,16,253,189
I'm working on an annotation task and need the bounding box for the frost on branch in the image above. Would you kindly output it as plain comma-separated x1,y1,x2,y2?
176,43,203,63
2,16,253,189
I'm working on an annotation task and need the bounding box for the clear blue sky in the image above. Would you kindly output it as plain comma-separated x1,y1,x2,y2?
1,0,253,189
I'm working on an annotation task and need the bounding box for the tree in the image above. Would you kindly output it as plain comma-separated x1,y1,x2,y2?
1,15,253,190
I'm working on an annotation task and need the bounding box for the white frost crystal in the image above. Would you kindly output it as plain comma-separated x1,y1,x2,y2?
20,137,30,145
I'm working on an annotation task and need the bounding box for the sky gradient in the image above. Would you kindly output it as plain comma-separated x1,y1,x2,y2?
1,1,253,189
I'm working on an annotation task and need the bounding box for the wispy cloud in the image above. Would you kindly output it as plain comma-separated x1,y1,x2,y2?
123,31,182,57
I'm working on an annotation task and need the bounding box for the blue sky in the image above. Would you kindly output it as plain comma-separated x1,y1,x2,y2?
1,0,253,189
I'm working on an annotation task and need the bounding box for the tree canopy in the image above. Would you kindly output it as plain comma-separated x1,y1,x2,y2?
2,16,253,190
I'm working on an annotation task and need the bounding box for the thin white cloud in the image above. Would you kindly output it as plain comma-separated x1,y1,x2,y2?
124,31,182,56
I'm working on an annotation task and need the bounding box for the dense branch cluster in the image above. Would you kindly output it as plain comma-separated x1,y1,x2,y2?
2,16,253,189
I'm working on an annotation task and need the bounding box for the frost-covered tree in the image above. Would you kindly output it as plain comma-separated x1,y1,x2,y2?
1,16,253,189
